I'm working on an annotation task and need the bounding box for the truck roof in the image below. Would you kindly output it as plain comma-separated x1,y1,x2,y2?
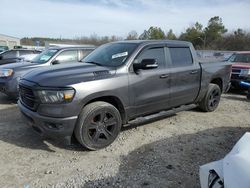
111,40,192,47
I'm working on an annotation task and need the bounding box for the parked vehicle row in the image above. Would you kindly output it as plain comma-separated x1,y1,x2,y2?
15,40,232,150
0,47,94,98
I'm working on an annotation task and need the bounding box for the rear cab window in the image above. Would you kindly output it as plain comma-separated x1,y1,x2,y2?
169,47,193,67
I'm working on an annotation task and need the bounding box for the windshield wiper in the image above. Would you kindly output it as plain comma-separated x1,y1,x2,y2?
84,61,103,66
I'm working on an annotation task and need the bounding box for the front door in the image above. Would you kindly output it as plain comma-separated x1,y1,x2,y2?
128,45,171,117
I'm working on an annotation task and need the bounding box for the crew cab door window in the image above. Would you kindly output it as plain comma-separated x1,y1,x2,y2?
136,47,166,68
55,50,78,64
169,47,193,67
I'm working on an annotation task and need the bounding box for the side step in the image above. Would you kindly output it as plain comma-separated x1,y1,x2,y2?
126,104,197,126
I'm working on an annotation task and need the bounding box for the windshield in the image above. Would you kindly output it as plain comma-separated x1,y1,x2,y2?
83,43,139,67
229,53,250,63
32,49,58,64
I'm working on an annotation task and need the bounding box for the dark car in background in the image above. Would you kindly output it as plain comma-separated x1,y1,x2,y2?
0,46,94,98
229,51,250,89
0,49,41,65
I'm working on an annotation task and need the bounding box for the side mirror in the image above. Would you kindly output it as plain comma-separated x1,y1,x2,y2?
52,60,60,65
133,59,158,70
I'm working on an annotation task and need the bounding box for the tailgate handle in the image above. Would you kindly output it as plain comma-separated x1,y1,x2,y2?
190,70,198,74
160,74,169,79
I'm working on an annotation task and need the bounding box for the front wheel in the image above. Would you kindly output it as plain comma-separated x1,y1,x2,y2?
74,101,122,150
199,84,221,112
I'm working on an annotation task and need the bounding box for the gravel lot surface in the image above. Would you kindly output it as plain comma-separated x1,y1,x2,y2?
0,92,249,188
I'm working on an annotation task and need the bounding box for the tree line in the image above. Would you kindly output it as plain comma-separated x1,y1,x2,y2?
21,16,250,51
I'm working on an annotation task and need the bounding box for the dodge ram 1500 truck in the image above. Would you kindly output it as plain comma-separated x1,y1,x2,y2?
18,40,232,150
0,46,94,98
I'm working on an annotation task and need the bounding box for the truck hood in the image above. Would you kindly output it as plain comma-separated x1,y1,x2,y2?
232,62,250,69
22,63,116,87
0,61,43,71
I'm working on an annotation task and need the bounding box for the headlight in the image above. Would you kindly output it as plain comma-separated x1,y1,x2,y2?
36,89,75,104
240,69,250,76
0,69,14,77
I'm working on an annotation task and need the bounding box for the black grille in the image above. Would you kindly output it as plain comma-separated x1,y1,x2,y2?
231,74,240,79
19,85,36,110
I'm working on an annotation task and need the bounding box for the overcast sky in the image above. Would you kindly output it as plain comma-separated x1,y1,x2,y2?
0,0,249,38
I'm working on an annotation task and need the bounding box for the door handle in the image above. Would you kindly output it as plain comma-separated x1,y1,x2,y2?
160,74,169,79
190,70,198,74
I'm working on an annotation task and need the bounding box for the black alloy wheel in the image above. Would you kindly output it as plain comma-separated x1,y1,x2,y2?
75,101,122,150
199,84,221,112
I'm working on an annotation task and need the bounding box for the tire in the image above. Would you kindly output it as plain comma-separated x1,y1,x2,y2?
199,84,221,112
74,101,122,150
247,93,250,101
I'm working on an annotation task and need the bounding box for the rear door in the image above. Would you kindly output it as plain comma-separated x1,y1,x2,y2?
129,45,171,117
168,46,201,107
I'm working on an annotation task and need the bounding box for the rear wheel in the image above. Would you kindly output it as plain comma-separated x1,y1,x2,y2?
74,101,122,150
199,84,221,112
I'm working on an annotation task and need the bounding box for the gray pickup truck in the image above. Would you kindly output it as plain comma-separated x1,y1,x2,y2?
0,46,94,98
18,40,231,150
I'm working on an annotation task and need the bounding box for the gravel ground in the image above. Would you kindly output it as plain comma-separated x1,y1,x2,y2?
0,92,249,188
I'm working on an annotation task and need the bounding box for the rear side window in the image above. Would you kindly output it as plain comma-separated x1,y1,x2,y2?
79,49,93,60
169,47,193,66
136,47,165,68
55,50,78,64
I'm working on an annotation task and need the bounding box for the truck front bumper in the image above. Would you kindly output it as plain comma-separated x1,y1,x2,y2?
18,100,78,145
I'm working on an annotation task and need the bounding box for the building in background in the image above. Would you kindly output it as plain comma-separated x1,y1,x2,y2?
0,34,20,49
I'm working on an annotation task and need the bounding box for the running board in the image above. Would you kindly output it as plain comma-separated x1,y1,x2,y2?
126,104,197,126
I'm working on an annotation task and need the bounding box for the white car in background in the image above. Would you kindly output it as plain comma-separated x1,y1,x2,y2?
200,132,250,188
